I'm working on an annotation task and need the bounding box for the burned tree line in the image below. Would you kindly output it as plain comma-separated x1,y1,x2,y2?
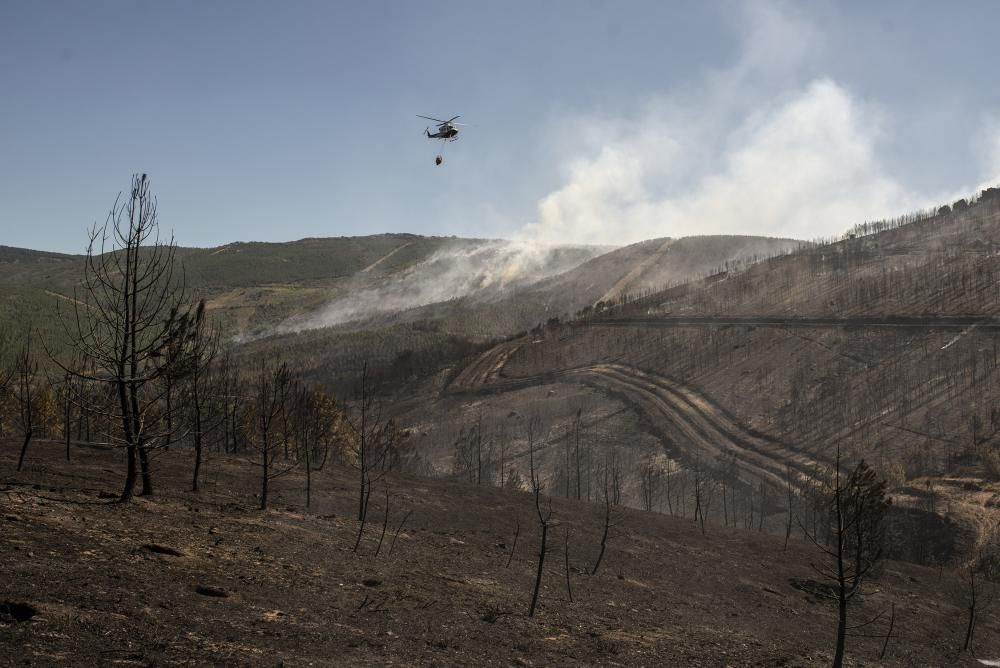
0,174,423,514
574,190,1000,321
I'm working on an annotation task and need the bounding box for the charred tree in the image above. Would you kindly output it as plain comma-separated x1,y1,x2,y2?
801,448,890,668
527,413,553,617
248,358,293,510
344,362,395,551
14,335,39,472
54,174,195,502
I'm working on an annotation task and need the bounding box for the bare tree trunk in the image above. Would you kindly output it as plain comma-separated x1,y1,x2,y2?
694,466,706,536
358,397,367,522
304,442,312,509
387,509,412,558
14,338,37,473
121,434,137,502
476,413,483,486
164,382,172,450
964,567,978,651
880,603,895,660
64,378,72,462
784,464,794,550
592,496,611,575
833,468,847,668
527,413,552,617
192,384,204,492
834,578,847,668
16,428,33,472
230,409,238,453
374,487,391,558
574,409,582,500
528,520,548,617
353,477,374,553
260,433,269,511
506,521,520,568
564,528,573,603
138,443,153,496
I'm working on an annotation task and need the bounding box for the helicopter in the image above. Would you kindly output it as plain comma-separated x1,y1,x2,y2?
418,114,465,165
418,114,462,140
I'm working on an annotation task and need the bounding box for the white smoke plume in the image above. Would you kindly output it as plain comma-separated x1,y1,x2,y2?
272,2,1000,336
519,3,996,246
273,240,605,333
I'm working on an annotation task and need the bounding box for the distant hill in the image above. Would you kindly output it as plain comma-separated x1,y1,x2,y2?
0,233,606,355
2,231,798,375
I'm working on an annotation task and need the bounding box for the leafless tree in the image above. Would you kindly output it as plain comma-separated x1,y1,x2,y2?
387,508,412,559
215,348,242,454
692,456,713,536
14,334,40,472
58,367,78,462
452,419,483,484
717,453,738,527
801,447,890,668
961,540,998,652
663,459,675,516
784,463,797,550
177,301,220,492
591,450,619,575
54,174,195,501
506,519,520,568
247,358,294,510
374,485,391,558
564,527,574,603
343,362,396,551
293,384,337,509
639,460,661,513
527,413,553,617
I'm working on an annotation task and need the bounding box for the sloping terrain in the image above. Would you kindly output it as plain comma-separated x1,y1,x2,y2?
1,232,801,386
0,234,600,348
2,440,996,666
410,194,1000,562
236,235,803,391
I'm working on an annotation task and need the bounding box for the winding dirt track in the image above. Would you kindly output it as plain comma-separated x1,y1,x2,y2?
449,341,523,389
448,343,820,487
447,313,1000,489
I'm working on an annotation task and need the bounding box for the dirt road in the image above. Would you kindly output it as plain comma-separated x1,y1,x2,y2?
448,343,820,487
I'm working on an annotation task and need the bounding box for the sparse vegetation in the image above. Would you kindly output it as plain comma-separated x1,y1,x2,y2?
6,182,1000,665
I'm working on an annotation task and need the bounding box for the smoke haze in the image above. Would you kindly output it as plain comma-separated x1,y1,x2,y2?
272,240,607,333
271,3,1000,336
520,3,1000,246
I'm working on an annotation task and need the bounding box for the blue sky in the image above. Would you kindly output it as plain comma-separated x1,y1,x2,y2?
3,1,1000,253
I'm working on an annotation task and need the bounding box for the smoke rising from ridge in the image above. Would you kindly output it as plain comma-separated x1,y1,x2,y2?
272,240,605,334
272,2,1000,336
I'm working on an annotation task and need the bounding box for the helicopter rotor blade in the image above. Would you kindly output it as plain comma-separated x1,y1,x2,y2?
446,115,460,123
416,114,448,124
